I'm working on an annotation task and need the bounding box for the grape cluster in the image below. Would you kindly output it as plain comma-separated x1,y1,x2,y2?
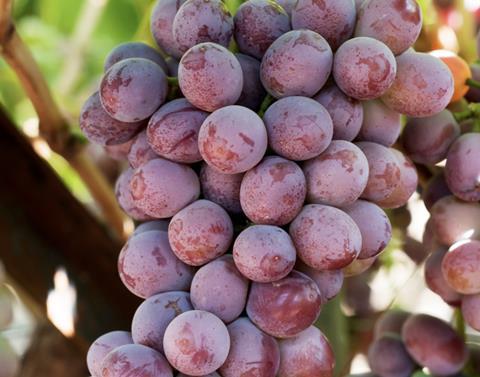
78,0,466,375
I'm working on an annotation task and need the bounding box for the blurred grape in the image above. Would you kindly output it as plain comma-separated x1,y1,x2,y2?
374,310,410,339
442,240,480,295
115,168,153,221
422,172,452,212
297,262,344,301
368,334,415,377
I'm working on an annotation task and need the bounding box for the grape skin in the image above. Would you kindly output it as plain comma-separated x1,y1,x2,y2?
264,96,333,161
234,0,290,59
163,310,230,376
115,168,153,221
130,158,200,219
357,99,401,147
289,204,362,270
235,53,266,111
198,105,267,174
178,43,243,112
100,58,168,123
303,140,369,207
103,42,168,73
333,37,397,100
422,172,452,212
190,255,249,323
461,293,480,331
240,156,306,225
147,98,208,164
233,225,296,283
220,318,280,377
373,310,410,339
118,230,194,298
278,326,335,377
127,130,159,169
168,200,234,266
131,291,192,353
367,334,415,377
442,240,480,295
246,271,322,338
297,262,344,301
151,0,185,59
260,30,333,98
133,220,169,235
177,373,220,377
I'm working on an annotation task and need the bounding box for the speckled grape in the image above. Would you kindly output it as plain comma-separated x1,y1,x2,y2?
462,293,480,331
368,334,415,377
104,42,168,73
297,262,344,301
235,53,266,111
442,240,480,295
87,331,133,377
151,0,185,59
127,130,159,169
115,168,153,221
358,99,401,147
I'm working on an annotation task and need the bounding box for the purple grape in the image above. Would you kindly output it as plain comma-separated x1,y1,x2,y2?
104,42,168,73
168,200,233,266
367,334,415,377
233,225,296,283
466,63,480,102
234,0,290,59
220,317,280,377
147,98,208,163
100,58,168,122
422,172,452,212
179,43,243,112
355,0,422,55
118,230,194,298
151,0,185,59
373,310,410,339
462,293,480,331
303,140,369,207
178,373,220,377
263,96,333,161
402,314,468,376
173,0,233,53
291,0,356,50
131,291,192,353
133,220,169,235
190,255,249,323
130,158,200,219
87,331,133,377
199,163,243,214
79,92,143,146
198,105,267,174
403,110,460,165
101,344,173,377
165,57,179,76
445,133,480,202
246,271,322,338
343,200,392,259
278,326,335,377
104,138,134,161
333,37,397,100
260,30,333,98
127,130,159,169
297,262,344,301
115,168,153,221
442,240,480,295
240,156,306,225
355,0,365,11
235,53,266,111
313,84,363,142
290,204,362,270
357,99,401,147
381,52,454,118
163,310,230,375
343,256,377,277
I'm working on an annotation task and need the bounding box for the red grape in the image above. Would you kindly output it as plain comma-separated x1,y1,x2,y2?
235,53,266,111
115,168,153,221
374,310,410,339
466,63,480,102
367,334,415,377
151,0,185,59
461,293,480,331
422,172,452,212
104,138,134,161
297,262,344,301
442,240,480,295
87,331,133,377
357,99,401,147
127,130,159,169
133,220,169,235
104,42,168,73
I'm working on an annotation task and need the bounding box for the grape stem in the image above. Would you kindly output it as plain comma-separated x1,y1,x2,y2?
454,308,466,340
167,76,179,86
453,103,480,123
466,78,480,90
258,94,275,118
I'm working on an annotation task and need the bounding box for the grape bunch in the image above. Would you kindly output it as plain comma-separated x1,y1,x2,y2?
76,0,474,375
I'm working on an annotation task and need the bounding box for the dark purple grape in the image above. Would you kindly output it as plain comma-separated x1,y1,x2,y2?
373,310,410,339
422,172,452,212
190,255,249,323
178,43,243,112
367,334,415,377
151,0,185,59
289,204,362,270
87,331,133,377
100,58,168,122
127,130,159,169
303,140,369,207
163,310,230,375
220,317,280,377
131,291,192,353
133,220,169,235
246,271,322,338
165,57,179,76
198,105,268,174
233,225,296,283
466,63,480,102
240,156,306,225
173,0,233,53
260,30,333,98
442,240,480,295
147,98,208,163
115,168,153,221
357,99,401,147
462,293,480,331
234,0,290,59
278,326,335,377
235,53,267,111
104,42,168,73
263,96,333,161
297,262,344,301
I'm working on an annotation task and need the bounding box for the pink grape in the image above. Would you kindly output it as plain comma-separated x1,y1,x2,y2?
290,204,362,270
147,98,208,163
303,140,369,207
373,310,410,339
190,255,249,323
235,53,266,111
198,105,268,174
221,317,280,377
246,271,322,338
368,334,415,377
233,225,296,282
131,291,192,353
127,130,159,169
100,58,168,122
178,373,220,377
240,156,306,225
133,220,169,235
297,262,344,301
150,0,185,59
355,0,422,55
422,172,452,212
115,168,153,221
168,200,234,266
357,99,401,147
163,310,230,375
118,230,194,298
104,138,134,160
178,43,243,112
461,293,480,331
343,256,377,277
199,163,243,214
260,30,333,98
103,42,168,73
313,84,363,142
466,63,480,102
87,331,133,377
278,326,335,377
130,158,200,219
442,240,480,295
264,96,333,161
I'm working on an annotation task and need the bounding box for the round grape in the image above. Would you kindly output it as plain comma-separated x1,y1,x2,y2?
151,0,185,59
133,220,169,235
442,240,480,295
235,53,266,111
357,99,401,147
374,310,410,339
104,42,168,73
367,334,415,377
115,168,153,221
422,172,452,212
177,373,220,377
104,138,134,161
297,262,344,301
461,294,480,331
127,130,158,169
87,331,133,377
